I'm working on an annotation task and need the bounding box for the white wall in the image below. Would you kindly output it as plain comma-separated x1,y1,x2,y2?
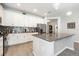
60,16,79,41
54,35,74,55
2,9,46,27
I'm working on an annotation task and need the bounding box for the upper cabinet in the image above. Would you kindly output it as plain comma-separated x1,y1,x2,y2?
0,5,4,25
3,10,24,26
3,9,46,27
24,14,46,27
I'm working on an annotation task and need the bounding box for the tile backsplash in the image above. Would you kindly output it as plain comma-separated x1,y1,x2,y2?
9,26,38,33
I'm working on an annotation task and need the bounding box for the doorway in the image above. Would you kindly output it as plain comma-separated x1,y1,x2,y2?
47,18,59,34
49,25,53,33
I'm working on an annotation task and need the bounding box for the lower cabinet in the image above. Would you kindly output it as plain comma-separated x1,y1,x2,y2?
33,37,39,55
33,37,54,56
7,33,33,46
0,37,3,56
38,39,54,56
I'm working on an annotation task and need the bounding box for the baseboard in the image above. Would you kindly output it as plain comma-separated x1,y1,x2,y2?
66,47,74,51
33,47,73,56
55,47,74,56
55,47,67,56
33,47,74,56
32,51,36,56
8,41,32,47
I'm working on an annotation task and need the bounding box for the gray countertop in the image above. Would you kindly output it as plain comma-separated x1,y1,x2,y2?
33,33,74,42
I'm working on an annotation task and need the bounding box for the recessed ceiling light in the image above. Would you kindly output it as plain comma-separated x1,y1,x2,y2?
44,13,47,16
17,3,21,7
33,9,37,12
66,11,72,16
53,3,60,10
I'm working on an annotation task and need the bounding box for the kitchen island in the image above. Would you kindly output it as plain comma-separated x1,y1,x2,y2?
33,33,74,56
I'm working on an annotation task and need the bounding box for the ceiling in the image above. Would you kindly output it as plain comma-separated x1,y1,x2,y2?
2,3,79,18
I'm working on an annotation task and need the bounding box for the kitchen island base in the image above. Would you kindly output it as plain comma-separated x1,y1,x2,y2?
33,33,74,56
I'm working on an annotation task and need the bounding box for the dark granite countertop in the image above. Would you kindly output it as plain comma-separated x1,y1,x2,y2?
33,33,74,42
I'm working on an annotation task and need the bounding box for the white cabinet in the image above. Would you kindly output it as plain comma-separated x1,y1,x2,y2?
33,35,74,56
39,39,54,56
33,37,54,56
0,5,4,25
3,10,25,26
3,9,45,27
0,37,3,56
33,37,39,55
7,34,18,45
7,33,33,46
0,37,3,47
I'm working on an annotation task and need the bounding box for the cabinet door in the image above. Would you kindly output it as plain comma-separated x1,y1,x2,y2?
39,39,54,56
0,37,3,47
26,34,32,42
0,37,3,56
7,34,18,45
17,34,25,43
0,5,4,25
33,37,39,55
0,47,3,56
23,33,32,42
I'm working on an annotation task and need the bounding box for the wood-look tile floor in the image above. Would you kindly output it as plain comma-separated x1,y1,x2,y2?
5,41,33,56
5,41,79,56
